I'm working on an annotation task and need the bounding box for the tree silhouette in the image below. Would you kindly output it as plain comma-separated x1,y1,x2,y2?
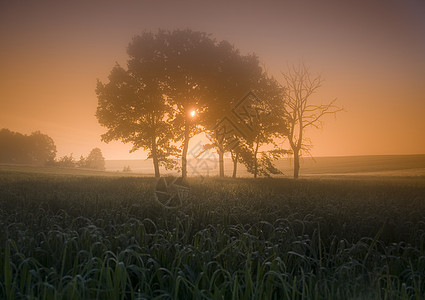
98,30,230,178
201,78,287,179
85,148,105,170
96,39,177,177
0,129,56,165
77,148,106,170
98,30,279,178
282,63,343,179
0,129,30,164
157,30,219,179
235,79,287,178
56,154,76,168
28,131,57,165
201,42,267,177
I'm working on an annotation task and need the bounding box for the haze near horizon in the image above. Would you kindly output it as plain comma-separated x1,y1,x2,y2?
1,0,424,160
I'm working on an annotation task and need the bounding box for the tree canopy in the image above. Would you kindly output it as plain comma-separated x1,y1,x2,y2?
97,29,286,178
0,129,56,165
77,148,106,170
96,62,177,177
282,63,342,178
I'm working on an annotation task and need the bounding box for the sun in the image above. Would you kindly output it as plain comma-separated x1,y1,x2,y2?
190,110,196,118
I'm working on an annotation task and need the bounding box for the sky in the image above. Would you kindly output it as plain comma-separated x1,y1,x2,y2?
1,0,424,160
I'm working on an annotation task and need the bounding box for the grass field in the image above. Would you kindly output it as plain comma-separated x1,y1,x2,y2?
1,165,425,299
106,154,425,177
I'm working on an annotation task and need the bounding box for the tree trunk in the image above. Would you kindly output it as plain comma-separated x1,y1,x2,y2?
152,155,160,178
253,138,260,179
151,127,160,178
293,149,300,179
232,151,239,178
218,148,224,178
182,121,189,179
152,138,161,178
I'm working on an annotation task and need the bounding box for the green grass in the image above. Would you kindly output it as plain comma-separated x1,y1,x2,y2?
0,166,425,299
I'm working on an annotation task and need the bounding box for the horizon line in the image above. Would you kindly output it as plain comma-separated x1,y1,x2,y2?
105,153,425,161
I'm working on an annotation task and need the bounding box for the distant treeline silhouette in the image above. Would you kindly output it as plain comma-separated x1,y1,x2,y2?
0,128,56,165
0,128,105,170
57,148,105,170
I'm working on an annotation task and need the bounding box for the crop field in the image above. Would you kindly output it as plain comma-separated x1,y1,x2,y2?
1,167,425,299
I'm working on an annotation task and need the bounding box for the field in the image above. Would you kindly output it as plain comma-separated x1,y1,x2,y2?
106,154,425,177
1,165,425,299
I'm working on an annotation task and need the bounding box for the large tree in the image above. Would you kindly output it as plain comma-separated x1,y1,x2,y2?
97,29,289,178
200,42,263,177
201,77,287,179
200,42,288,178
102,30,273,178
158,30,218,179
98,30,231,178
96,37,178,177
215,45,260,177
282,63,343,179
235,77,288,178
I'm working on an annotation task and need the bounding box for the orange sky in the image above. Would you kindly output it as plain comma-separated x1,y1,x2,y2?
1,0,424,160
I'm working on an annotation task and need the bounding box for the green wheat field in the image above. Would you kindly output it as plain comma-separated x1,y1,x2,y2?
1,163,425,299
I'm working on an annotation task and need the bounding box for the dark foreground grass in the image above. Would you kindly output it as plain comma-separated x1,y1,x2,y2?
0,169,425,299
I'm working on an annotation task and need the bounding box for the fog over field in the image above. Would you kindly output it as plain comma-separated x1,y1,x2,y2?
106,154,425,177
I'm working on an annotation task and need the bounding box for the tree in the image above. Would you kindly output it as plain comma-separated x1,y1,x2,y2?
97,29,289,178
77,155,87,168
96,38,178,177
121,30,217,179
85,148,105,170
0,129,56,165
201,84,287,179
282,63,343,179
76,148,106,170
241,78,287,178
0,129,29,164
28,131,57,165
56,154,76,168
205,72,287,179
201,42,266,178
195,76,287,178
100,30,271,179
158,30,219,179
199,41,289,178
229,80,287,178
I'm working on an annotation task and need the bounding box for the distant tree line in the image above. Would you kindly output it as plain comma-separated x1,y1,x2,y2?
97,30,341,178
77,148,105,170
56,148,105,170
0,129,56,165
0,128,105,170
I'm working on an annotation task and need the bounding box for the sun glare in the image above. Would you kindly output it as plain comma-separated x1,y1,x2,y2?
190,110,196,117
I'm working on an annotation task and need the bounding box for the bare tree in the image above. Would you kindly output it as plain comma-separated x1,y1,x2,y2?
282,63,343,179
